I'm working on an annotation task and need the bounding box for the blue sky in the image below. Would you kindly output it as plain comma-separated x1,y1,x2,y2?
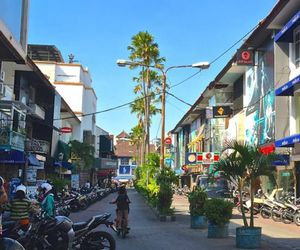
29,0,277,138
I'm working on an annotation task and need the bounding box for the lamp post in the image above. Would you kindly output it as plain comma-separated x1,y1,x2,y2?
117,59,210,168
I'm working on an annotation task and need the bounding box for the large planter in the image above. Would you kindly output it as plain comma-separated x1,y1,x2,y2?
236,227,262,249
207,222,229,238
190,215,207,229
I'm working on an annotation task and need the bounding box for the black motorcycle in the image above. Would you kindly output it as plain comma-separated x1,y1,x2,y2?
4,213,116,250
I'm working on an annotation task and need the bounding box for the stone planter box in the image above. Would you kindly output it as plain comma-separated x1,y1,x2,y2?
207,222,229,238
236,227,262,249
190,215,207,229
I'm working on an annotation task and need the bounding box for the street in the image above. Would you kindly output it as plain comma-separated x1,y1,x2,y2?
70,189,300,250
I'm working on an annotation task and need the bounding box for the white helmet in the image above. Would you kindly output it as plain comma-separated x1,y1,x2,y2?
16,185,26,194
41,183,52,193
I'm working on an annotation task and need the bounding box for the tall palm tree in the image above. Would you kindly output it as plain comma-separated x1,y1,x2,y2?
214,141,278,228
127,31,165,164
129,124,144,164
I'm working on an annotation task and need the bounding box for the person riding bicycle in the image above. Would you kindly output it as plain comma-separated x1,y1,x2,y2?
40,183,55,218
110,185,130,231
5,185,32,229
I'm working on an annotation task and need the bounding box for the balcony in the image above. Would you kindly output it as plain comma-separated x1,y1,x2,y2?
29,103,45,120
25,138,50,155
0,128,25,151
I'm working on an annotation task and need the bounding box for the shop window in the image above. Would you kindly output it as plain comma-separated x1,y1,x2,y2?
294,28,300,68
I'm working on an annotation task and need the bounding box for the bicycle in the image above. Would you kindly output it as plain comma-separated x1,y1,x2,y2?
117,210,129,238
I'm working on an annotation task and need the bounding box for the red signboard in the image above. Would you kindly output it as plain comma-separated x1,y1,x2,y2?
236,49,254,66
165,137,172,145
60,127,72,133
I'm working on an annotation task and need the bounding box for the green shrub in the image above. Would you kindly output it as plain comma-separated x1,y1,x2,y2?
204,198,234,226
188,187,207,216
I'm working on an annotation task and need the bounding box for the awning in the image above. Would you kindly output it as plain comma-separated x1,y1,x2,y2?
274,10,300,43
275,74,300,96
188,124,205,148
54,161,74,170
27,154,41,167
275,133,300,147
0,149,25,164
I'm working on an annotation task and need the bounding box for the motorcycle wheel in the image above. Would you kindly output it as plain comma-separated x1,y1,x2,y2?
260,208,271,219
80,201,88,210
293,213,300,226
271,209,282,222
281,212,292,224
81,231,116,250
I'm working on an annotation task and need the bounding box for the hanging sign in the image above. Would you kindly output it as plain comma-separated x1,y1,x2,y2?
213,106,232,118
60,127,72,133
185,152,197,165
165,137,172,145
236,49,254,66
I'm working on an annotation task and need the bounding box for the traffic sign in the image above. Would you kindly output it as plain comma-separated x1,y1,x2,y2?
165,137,172,145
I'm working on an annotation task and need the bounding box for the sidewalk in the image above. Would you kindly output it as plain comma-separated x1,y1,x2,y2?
172,194,300,250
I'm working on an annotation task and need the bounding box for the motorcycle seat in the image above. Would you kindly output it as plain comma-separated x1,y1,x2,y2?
73,221,89,231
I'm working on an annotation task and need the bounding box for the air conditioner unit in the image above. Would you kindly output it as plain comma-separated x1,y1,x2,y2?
0,70,5,83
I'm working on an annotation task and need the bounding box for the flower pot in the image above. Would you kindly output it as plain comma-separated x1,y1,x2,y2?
207,222,229,238
190,215,207,229
236,227,261,249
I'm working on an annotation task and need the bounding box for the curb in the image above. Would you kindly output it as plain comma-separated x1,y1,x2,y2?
137,191,176,222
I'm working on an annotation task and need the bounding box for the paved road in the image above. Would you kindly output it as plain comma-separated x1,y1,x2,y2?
70,189,299,250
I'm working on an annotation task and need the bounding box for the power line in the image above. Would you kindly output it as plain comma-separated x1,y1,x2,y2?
166,91,192,106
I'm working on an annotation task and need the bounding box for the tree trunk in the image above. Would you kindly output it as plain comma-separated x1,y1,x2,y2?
145,68,151,155
239,180,248,227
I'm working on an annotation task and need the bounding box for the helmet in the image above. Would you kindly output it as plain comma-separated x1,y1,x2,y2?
16,185,26,195
41,182,52,193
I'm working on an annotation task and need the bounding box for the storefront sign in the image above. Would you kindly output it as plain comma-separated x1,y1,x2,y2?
60,127,72,133
185,152,197,165
236,49,254,65
213,106,232,118
165,137,172,145
197,152,220,164
71,174,80,189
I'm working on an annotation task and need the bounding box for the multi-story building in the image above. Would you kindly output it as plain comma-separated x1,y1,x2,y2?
171,0,300,195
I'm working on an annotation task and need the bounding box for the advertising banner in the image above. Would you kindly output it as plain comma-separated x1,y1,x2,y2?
71,174,80,189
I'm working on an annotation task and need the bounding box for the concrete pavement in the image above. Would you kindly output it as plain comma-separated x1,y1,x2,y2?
69,190,300,250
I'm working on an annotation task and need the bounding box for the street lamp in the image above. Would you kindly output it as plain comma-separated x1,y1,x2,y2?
117,59,210,169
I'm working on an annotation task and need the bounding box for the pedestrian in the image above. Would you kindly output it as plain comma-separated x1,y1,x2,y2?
85,180,91,189
5,185,32,229
110,185,131,231
40,183,55,218
0,176,8,235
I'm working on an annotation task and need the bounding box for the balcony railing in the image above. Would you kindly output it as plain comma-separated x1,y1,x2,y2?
0,128,25,151
25,138,50,155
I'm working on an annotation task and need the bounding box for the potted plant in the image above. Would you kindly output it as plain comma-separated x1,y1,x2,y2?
188,187,208,228
214,141,278,248
204,198,234,238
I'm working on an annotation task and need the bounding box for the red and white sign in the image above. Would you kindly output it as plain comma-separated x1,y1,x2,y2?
165,137,172,145
197,152,220,164
60,127,72,133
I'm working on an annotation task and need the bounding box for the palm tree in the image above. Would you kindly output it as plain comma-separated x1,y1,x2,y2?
214,141,278,228
129,124,143,164
127,31,165,164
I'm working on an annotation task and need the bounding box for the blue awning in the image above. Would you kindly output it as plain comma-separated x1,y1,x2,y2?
54,161,74,170
275,74,300,96
275,11,300,43
275,133,300,147
0,149,25,164
27,154,41,167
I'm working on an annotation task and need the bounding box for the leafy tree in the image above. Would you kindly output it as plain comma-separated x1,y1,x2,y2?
68,140,95,171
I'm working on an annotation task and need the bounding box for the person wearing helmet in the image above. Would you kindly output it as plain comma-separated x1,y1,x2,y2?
40,183,55,218
110,185,131,231
0,176,8,236
5,185,32,228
